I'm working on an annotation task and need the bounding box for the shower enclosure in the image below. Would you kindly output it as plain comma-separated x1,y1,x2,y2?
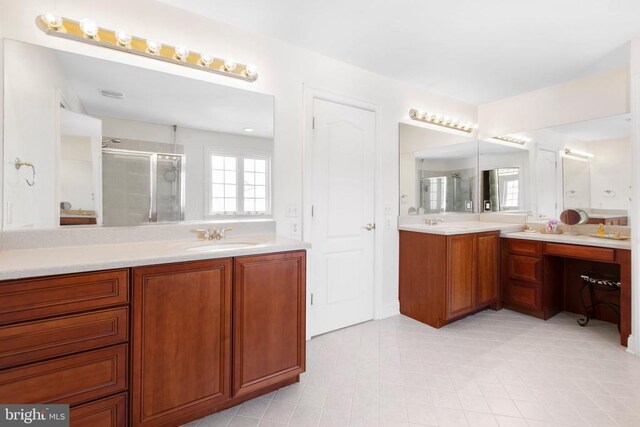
419,174,474,213
102,149,185,226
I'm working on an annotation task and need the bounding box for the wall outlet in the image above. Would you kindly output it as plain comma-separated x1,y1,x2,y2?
290,222,299,235
385,215,393,229
285,204,299,217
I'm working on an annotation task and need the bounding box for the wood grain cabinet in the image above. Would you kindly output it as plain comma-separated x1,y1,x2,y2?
0,270,130,427
400,230,500,328
131,259,232,427
0,250,307,427
233,252,306,397
131,251,306,427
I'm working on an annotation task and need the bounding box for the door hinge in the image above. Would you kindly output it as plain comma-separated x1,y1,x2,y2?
312,116,315,130
311,205,314,217
310,293,314,305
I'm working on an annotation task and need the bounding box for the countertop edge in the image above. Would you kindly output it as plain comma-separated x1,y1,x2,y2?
500,231,631,250
0,240,310,281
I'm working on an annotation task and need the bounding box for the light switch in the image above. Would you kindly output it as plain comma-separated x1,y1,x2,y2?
384,203,393,215
285,204,299,217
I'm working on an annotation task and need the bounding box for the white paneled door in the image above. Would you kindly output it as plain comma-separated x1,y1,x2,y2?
310,98,375,336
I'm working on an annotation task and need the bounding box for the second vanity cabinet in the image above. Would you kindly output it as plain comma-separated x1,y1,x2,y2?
400,230,500,328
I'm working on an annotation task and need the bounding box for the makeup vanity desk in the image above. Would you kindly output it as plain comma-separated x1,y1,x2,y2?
500,231,631,346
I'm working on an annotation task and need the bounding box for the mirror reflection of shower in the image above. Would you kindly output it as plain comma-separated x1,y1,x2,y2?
419,169,475,213
102,137,185,226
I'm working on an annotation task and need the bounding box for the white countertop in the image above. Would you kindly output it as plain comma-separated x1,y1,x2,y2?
588,214,627,219
0,235,310,280
501,231,631,250
399,221,524,236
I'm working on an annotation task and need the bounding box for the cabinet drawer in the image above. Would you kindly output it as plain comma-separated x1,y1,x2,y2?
0,308,128,369
503,280,543,311
506,239,542,257
0,270,129,325
0,344,127,406
507,255,543,284
544,243,615,262
70,393,127,427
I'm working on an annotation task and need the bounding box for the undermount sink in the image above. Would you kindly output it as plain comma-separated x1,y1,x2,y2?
185,241,261,252
422,225,468,231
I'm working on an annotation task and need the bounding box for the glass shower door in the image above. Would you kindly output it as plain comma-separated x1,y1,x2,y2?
102,150,152,226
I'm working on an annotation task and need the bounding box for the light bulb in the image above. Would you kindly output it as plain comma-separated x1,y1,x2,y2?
223,59,237,72
115,29,131,46
146,39,162,55
174,46,189,61
199,54,214,67
79,18,99,38
244,63,258,77
43,12,63,30
412,110,421,118
434,115,443,123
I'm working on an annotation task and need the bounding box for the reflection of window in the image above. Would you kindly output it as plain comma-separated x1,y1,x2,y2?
503,180,519,207
499,168,520,208
209,152,270,215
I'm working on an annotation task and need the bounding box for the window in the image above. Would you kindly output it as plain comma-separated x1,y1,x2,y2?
209,152,270,216
498,168,520,209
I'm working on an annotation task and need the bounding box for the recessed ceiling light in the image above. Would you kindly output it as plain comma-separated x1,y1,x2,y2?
243,128,254,132
101,89,125,99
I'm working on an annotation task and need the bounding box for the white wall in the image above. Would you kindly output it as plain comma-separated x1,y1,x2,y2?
479,68,629,139
3,40,84,229
0,0,477,318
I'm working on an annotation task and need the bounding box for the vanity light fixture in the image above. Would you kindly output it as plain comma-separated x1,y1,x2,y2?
494,135,530,145
409,109,476,133
564,148,594,160
36,14,259,82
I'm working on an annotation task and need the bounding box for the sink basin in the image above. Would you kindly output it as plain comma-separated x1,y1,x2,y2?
420,225,468,231
186,241,261,252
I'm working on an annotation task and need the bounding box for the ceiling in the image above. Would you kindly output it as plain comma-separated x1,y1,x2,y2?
158,0,638,104
55,50,274,138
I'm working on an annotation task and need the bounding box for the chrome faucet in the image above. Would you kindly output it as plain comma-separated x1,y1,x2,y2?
194,226,233,240
425,217,445,226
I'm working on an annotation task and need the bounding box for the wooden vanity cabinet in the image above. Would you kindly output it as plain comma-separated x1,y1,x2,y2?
400,230,500,328
0,270,130,425
233,252,306,397
131,251,306,427
131,259,232,427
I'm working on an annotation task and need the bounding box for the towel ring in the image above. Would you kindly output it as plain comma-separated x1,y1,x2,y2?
14,158,36,186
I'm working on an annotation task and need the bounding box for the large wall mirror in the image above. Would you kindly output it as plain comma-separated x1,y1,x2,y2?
4,39,274,229
485,113,631,224
399,123,477,216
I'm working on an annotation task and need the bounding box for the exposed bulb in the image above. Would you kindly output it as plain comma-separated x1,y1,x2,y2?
223,58,237,72
174,46,189,61
79,18,99,38
244,63,258,77
115,29,131,46
43,12,63,30
146,39,162,55
199,53,214,67
411,110,421,118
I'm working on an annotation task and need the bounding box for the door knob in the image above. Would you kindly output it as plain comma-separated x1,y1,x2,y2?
363,223,376,231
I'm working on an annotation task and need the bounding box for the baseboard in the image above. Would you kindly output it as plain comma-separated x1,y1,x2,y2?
626,334,637,355
377,300,400,319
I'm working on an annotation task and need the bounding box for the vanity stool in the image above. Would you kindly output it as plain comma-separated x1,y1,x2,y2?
577,272,621,330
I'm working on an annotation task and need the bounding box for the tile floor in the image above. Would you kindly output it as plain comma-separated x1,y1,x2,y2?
183,309,640,426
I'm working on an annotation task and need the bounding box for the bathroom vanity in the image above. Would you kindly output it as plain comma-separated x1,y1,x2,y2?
0,239,307,427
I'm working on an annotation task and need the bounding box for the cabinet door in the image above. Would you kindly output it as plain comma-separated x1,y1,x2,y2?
446,235,476,319
476,232,500,307
132,259,232,427
233,251,306,397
